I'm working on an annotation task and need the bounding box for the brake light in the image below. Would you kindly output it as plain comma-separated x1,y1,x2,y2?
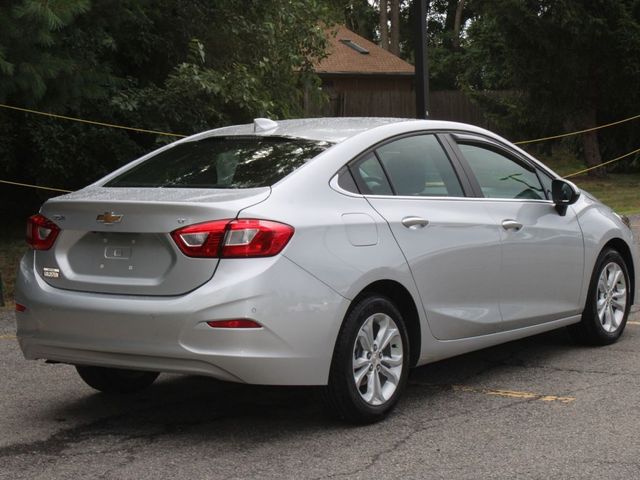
171,219,294,258
26,214,60,250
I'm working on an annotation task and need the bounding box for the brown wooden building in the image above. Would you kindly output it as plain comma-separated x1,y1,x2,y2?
307,25,494,127
309,25,416,118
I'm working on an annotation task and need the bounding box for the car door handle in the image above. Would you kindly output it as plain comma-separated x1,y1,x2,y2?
401,216,429,229
501,219,523,231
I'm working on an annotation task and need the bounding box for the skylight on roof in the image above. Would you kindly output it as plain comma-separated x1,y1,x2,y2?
340,39,369,54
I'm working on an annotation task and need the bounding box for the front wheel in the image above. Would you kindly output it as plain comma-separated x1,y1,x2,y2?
75,365,159,393
323,295,410,424
569,248,631,345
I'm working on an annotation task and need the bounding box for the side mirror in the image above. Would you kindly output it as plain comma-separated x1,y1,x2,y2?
551,179,580,214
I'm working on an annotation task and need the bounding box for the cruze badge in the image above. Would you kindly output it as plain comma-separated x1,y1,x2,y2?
96,212,123,224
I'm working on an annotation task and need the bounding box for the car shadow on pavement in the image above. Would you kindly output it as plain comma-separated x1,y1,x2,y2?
31,327,589,437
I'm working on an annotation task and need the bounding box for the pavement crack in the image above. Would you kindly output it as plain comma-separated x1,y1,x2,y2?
310,395,537,480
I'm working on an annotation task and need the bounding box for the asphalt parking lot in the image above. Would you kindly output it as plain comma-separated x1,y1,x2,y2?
1,219,639,479
1,306,639,479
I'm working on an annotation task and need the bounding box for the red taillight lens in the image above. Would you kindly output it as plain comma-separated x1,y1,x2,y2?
206,319,262,329
171,219,294,258
15,303,27,312
26,214,60,250
223,219,294,258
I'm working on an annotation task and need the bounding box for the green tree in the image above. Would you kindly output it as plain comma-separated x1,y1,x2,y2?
0,0,331,217
462,0,640,175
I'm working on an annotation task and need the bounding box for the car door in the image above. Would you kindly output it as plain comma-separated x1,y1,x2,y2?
448,135,584,331
347,133,504,340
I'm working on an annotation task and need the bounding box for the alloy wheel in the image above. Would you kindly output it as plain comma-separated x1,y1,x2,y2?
596,262,627,333
352,313,404,406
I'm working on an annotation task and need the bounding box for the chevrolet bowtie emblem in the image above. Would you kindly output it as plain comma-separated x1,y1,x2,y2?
96,212,123,224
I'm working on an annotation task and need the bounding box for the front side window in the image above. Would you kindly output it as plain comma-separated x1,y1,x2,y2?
458,144,544,200
106,136,330,189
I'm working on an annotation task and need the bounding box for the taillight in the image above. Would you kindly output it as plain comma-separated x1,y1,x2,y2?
26,214,60,250
171,219,294,258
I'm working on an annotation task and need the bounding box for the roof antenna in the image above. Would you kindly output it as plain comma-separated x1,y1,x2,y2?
253,118,278,132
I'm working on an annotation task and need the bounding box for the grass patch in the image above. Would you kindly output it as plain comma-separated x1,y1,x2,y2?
568,173,640,215
0,233,26,306
537,150,640,215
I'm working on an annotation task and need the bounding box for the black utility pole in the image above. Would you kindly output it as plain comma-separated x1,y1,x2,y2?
415,0,429,119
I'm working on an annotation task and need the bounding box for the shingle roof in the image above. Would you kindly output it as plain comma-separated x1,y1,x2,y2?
314,25,415,76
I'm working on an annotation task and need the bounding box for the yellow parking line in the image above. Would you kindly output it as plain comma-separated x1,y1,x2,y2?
0,334,16,340
453,385,575,403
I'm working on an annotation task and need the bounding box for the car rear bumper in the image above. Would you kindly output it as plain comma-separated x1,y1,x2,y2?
15,252,348,385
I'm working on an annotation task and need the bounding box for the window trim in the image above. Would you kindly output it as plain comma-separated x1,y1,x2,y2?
448,134,551,202
329,128,561,202
337,131,475,199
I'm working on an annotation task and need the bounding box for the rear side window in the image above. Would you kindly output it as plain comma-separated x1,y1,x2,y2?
351,152,394,195
376,135,464,197
106,136,330,188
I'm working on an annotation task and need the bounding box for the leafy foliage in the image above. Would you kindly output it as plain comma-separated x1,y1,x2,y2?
460,0,640,171
0,0,331,216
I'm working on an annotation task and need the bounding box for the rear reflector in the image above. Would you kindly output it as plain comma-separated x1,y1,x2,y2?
206,319,262,329
15,303,27,312
26,214,60,250
171,219,294,258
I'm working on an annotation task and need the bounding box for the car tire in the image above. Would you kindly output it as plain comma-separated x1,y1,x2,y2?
323,295,410,424
569,248,631,346
75,365,159,393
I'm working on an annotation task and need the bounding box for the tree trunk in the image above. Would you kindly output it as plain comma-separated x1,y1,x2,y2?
390,0,400,55
379,0,389,50
580,107,605,177
452,0,465,50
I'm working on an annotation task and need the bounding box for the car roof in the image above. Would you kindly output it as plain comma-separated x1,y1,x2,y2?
186,117,496,143
186,117,415,143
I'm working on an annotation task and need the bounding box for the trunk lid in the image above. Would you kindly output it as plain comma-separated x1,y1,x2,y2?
36,187,270,296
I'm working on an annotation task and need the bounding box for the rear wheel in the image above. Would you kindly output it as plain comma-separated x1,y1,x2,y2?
324,295,410,424
569,248,631,345
75,365,159,393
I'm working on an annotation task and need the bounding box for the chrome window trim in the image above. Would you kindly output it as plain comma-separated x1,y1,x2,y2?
329,175,554,204
329,127,560,204
361,193,553,204
329,174,365,198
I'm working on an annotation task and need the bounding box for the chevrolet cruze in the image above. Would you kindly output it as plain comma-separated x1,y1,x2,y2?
16,117,637,423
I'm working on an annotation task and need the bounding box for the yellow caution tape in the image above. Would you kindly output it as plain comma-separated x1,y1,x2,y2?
2,146,639,193
0,103,638,190
514,113,640,145
0,103,186,138
1,101,638,145
563,147,640,178
0,179,72,193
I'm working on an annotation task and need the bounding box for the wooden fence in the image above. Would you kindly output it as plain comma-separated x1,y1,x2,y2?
310,89,495,129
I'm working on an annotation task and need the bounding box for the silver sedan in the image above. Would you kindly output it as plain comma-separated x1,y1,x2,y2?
16,117,637,423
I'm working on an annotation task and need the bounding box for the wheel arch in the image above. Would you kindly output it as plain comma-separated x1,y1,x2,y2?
346,280,422,367
602,238,636,305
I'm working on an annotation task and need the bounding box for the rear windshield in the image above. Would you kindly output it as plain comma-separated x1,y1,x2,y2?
105,136,330,188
